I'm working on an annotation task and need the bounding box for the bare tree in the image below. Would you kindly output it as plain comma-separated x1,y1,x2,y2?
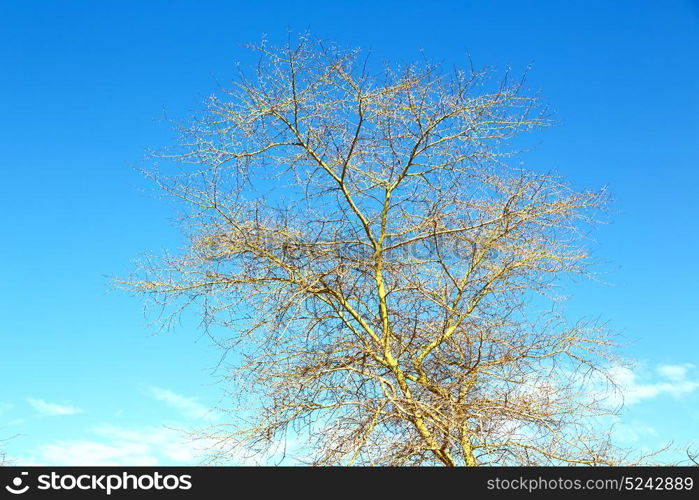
125,35,627,466
689,448,699,466
0,436,13,466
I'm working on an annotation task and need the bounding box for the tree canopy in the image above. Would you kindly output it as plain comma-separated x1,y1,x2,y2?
126,35,626,466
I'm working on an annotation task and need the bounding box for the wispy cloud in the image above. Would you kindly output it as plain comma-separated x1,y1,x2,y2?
21,425,212,466
612,420,658,444
143,386,218,421
610,363,699,405
37,440,156,466
656,363,694,382
26,398,83,416
93,425,205,463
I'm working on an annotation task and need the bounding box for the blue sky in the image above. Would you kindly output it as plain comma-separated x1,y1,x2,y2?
1,0,697,465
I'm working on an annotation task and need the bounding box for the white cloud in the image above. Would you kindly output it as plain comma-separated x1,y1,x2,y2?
92,425,204,463
657,363,694,382
19,425,212,466
26,398,83,416
612,420,658,444
13,387,222,466
609,364,699,405
144,386,218,421
37,440,157,466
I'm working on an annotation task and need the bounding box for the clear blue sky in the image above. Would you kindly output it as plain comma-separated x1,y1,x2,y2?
1,0,697,464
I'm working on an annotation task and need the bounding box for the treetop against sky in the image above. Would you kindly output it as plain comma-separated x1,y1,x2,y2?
0,0,697,465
